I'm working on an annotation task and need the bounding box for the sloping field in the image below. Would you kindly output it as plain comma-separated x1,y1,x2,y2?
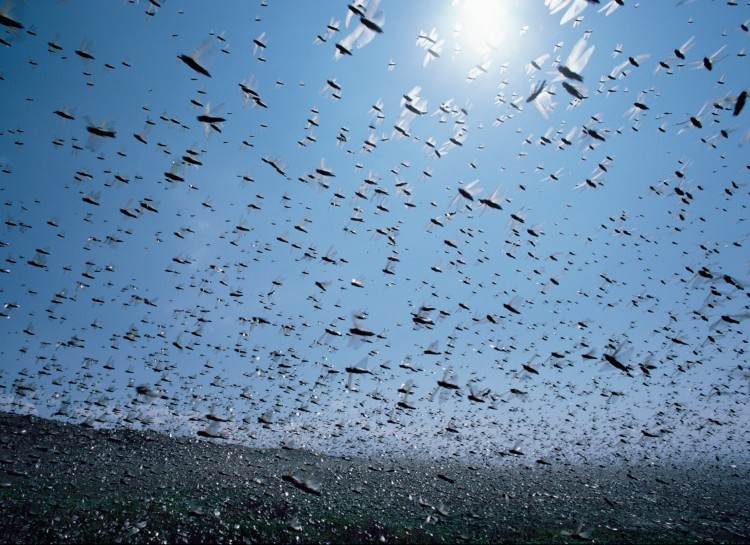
0,413,747,544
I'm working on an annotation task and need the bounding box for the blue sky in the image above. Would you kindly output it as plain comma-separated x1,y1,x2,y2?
1,0,749,462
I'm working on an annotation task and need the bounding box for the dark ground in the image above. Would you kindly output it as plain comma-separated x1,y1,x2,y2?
0,412,747,544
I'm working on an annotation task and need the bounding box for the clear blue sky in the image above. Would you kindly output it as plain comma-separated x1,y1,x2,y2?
1,0,748,463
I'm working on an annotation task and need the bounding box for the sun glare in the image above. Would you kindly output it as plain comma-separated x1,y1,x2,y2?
457,0,516,53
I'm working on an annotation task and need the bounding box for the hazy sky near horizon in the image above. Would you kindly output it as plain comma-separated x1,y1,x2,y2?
1,0,749,463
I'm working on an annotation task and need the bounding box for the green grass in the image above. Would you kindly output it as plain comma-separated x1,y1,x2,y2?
0,481,723,545
0,413,747,545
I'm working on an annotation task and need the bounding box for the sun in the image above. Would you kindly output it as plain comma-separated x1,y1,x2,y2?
456,0,517,54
